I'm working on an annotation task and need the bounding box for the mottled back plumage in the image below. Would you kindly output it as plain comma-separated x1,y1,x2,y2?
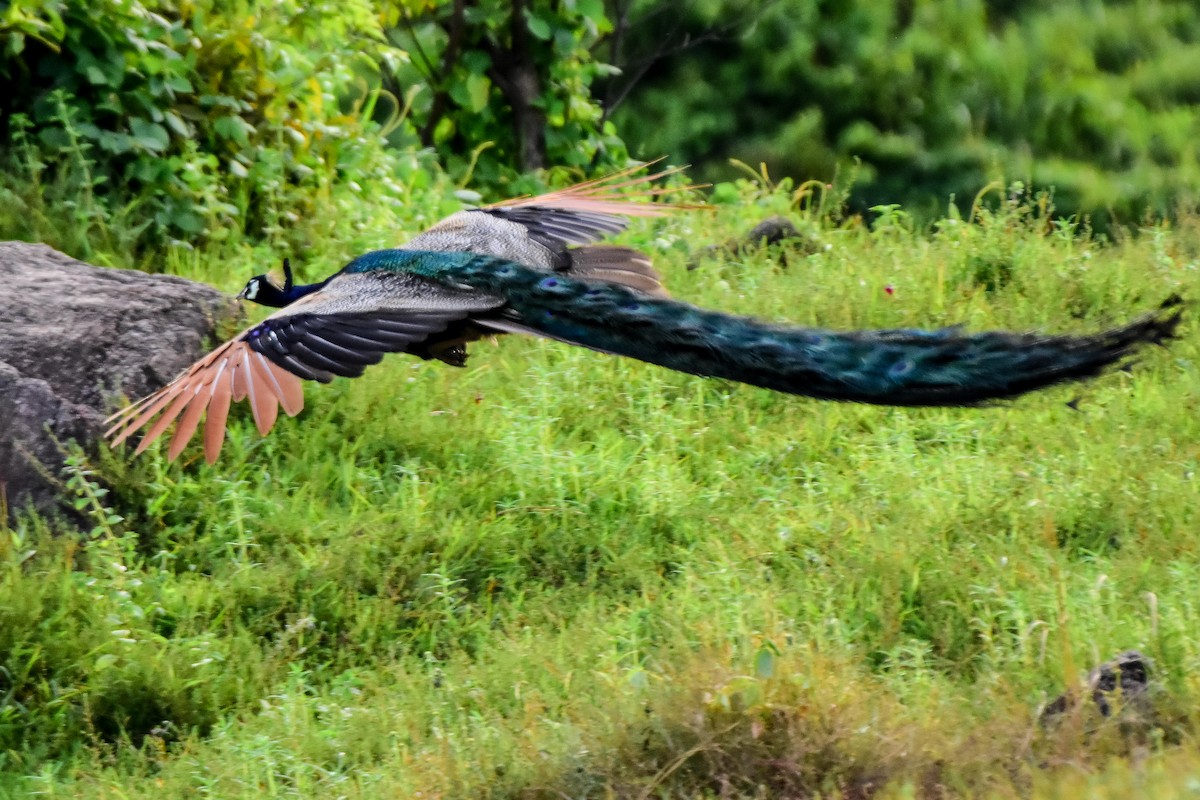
400,161,691,294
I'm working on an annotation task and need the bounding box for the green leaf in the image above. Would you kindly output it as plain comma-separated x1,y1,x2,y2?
576,0,606,23
461,49,491,74
213,115,252,146
76,49,120,86
37,127,71,149
98,131,135,154
432,116,455,144
93,654,119,671
130,118,170,152
132,158,164,182
75,122,102,140
166,73,193,94
5,34,25,58
171,210,205,234
711,182,741,204
525,11,552,41
464,73,490,113
163,110,189,137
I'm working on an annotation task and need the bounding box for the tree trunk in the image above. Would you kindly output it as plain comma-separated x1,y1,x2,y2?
487,0,546,171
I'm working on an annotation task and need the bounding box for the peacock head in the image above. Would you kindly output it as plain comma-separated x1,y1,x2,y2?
238,258,296,308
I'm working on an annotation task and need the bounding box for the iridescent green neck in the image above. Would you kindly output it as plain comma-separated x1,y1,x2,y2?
341,248,481,278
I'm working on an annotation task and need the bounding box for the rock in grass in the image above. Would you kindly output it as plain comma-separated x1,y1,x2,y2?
688,216,821,269
0,241,239,520
1041,650,1156,725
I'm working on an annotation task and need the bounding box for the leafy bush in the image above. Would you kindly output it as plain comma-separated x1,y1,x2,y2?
4,0,1196,259
0,0,434,255
377,0,628,188
0,0,635,257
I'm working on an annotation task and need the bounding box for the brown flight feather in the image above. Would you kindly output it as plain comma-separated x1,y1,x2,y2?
167,379,216,461
202,366,235,464
105,336,306,464
488,158,709,216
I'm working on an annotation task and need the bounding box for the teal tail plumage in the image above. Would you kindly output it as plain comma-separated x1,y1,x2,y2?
412,252,1182,406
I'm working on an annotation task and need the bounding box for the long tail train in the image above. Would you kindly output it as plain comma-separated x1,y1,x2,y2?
449,256,1186,406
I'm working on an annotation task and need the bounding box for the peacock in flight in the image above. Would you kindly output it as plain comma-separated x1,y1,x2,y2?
105,164,1183,464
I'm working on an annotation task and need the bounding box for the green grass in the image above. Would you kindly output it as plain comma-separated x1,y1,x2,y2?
4,181,1200,797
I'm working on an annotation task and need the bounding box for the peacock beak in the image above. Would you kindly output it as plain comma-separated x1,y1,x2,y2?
236,280,259,302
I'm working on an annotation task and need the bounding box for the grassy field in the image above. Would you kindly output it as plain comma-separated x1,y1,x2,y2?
3,179,1200,798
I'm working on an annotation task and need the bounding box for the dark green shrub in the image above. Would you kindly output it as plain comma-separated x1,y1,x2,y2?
0,0,638,257
378,0,628,190
0,0,428,254
610,0,1200,227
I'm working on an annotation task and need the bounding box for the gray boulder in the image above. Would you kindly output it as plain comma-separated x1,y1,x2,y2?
0,241,240,520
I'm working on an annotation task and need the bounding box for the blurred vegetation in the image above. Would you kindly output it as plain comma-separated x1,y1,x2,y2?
0,0,423,256
380,0,626,182
2,0,1198,259
609,0,1200,228
0,0,624,257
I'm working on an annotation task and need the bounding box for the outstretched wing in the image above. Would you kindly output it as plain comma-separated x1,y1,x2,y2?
105,272,503,464
404,160,706,266
473,206,628,251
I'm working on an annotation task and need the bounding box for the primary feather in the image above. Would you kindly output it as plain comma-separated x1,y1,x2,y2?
105,247,1183,464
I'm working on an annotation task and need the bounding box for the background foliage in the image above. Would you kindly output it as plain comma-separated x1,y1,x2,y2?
5,0,1199,258
379,0,625,183
0,0,626,256
0,0,430,256
610,0,1200,227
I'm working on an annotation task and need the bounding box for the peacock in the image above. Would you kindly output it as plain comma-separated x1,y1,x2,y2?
104,168,1183,464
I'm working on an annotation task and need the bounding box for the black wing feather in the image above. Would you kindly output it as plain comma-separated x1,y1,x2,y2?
244,311,467,380
240,272,505,382
481,206,628,251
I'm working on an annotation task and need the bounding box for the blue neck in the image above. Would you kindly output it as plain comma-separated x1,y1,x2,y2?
283,281,324,302
254,279,326,308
